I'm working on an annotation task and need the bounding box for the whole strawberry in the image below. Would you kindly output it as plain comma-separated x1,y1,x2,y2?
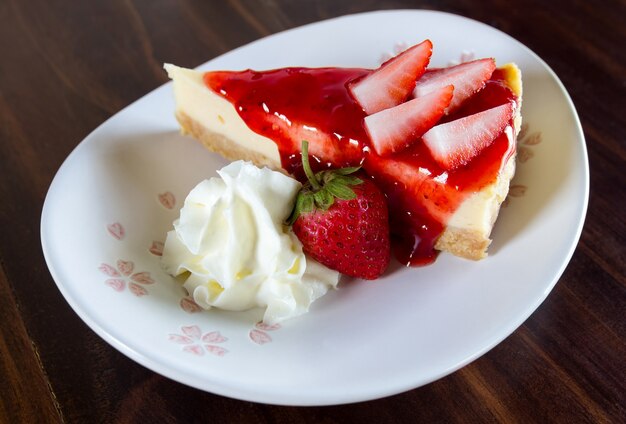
287,141,391,279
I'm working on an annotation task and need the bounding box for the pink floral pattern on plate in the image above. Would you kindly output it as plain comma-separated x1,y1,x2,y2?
516,122,542,164
158,192,176,209
379,41,409,63
168,325,228,356
98,259,155,296
447,50,475,66
379,43,475,67
502,123,542,208
149,240,164,256
107,222,125,240
249,321,281,345
180,296,202,313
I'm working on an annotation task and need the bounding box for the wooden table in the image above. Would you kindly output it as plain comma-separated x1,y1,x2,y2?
1,1,624,422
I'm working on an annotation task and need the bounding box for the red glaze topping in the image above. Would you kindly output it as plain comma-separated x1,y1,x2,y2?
204,67,517,266
205,68,369,176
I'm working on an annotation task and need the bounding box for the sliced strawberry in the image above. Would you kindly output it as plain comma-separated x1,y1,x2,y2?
349,40,433,114
364,154,456,225
364,85,454,156
422,102,514,171
413,58,496,113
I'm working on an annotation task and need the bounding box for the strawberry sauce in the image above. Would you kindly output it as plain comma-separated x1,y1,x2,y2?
204,67,517,266
205,68,370,175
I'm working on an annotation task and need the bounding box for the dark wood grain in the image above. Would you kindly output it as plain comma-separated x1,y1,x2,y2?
0,266,62,423
1,0,624,422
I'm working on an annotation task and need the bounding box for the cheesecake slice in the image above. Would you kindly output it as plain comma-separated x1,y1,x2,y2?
164,49,522,265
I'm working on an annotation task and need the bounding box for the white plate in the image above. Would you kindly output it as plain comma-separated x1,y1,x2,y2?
41,10,588,405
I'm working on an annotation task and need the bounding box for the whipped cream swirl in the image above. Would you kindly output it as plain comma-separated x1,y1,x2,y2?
161,161,339,324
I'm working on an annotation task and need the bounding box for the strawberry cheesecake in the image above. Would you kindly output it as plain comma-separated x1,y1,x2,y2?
164,40,522,266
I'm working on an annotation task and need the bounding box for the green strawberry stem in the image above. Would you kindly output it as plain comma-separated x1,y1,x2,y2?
287,141,364,225
301,140,321,190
